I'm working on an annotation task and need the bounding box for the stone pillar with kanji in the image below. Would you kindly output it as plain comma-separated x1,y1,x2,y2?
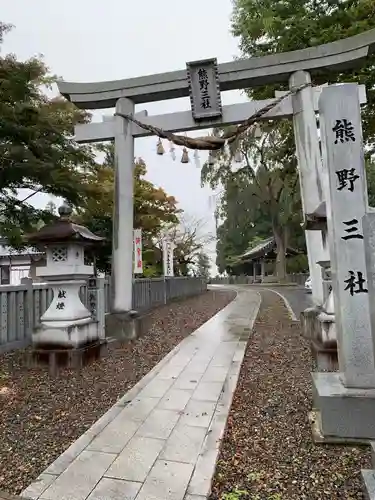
27,202,105,349
312,83,375,441
162,237,174,277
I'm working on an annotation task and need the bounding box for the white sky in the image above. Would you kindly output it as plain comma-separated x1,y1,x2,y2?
1,0,248,272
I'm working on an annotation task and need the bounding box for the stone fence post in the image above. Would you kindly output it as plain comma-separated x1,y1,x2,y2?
20,277,34,339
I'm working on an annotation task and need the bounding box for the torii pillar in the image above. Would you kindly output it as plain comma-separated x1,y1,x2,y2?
112,98,134,313
289,71,327,306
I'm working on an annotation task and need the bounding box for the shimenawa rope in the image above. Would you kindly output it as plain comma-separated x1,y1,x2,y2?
114,83,310,151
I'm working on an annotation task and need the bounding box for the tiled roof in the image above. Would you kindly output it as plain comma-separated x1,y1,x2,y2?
238,237,300,262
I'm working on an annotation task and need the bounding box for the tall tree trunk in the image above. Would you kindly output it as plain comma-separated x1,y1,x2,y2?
273,225,287,282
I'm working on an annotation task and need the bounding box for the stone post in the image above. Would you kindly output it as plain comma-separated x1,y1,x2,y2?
312,83,375,441
112,97,135,313
88,277,106,340
162,238,174,278
289,71,327,307
320,83,375,388
21,277,34,340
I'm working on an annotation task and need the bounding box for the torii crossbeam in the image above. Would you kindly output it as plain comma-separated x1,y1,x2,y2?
59,29,375,108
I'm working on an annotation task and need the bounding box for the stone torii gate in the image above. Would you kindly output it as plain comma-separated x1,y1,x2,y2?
57,29,375,315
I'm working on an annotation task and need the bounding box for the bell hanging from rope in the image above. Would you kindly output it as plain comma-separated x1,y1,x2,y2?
181,147,190,164
169,141,176,161
157,138,165,155
193,150,201,169
234,149,243,163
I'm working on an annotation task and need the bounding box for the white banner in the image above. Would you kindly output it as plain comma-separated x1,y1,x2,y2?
133,229,143,274
162,238,174,277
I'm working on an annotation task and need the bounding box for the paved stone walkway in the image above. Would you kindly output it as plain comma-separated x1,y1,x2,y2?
22,287,261,500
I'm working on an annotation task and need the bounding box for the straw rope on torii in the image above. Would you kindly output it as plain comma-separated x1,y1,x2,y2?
114,83,310,152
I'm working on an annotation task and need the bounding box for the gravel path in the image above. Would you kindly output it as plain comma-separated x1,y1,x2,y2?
210,290,370,500
0,289,235,496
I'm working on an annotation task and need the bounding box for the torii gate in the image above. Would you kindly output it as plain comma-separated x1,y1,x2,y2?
58,29,375,314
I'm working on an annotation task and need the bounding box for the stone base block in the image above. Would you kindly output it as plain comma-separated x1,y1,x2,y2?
27,340,108,376
312,372,375,440
361,444,375,499
33,320,99,348
311,339,338,372
309,410,369,445
105,310,153,341
362,470,375,500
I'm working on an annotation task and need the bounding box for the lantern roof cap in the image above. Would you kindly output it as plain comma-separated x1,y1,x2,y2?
26,201,104,246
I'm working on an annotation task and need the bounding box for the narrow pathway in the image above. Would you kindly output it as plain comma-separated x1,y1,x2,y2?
21,287,261,500
268,286,313,319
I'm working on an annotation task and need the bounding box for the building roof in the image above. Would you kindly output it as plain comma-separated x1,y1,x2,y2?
0,238,42,258
238,237,300,262
241,237,274,259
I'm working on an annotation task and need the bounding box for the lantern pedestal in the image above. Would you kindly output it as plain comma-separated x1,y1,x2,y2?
40,280,91,325
33,323,100,348
33,280,99,348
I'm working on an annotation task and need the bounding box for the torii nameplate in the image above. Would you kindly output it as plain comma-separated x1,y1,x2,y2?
186,58,222,122
58,29,375,109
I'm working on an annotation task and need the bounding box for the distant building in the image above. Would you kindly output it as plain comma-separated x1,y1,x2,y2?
0,238,45,285
228,237,300,279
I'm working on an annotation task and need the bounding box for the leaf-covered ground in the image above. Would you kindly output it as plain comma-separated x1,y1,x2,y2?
0,289,235,496
210,290,370,500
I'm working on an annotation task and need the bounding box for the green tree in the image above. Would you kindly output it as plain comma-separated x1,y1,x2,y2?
202,126,303,280
210,1,375,276
195,251,211,280
231,0,375,152
0,21,12,45
366,159,375,207
214,175,273,274
0,24,97,244
76,144,181,274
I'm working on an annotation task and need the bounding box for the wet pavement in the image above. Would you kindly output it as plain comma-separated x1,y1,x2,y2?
22,287,261,500
216,284,313,321
268,286,314,320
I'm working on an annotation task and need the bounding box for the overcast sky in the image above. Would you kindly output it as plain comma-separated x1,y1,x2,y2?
1,0,248,271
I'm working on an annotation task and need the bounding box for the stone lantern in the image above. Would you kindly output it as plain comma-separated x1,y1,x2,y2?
26,202,105,350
